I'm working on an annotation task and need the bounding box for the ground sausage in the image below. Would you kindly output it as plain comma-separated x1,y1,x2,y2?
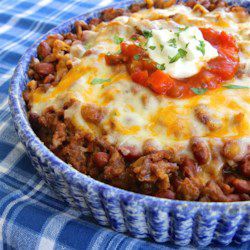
101,8,125,21
154,0,176,8
180,157,200,178
74,20,90,40
177,178,200,201
119,145,142,161
194,104,222,131
129,3,146,12
93,152,109,169
103,149,126,180
155,189,176,199
44,74,55,84
89,18,101,26
202,180,228,202
131,150,178,191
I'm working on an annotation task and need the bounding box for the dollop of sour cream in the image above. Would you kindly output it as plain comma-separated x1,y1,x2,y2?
146,26,218,79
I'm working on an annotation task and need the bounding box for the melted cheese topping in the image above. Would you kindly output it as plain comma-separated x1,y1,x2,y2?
147,27,218,79
30,4,250,181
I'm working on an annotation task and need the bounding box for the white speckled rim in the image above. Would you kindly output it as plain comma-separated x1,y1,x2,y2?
9,0,250,246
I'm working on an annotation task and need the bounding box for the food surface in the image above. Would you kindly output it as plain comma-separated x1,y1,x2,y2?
23,0,250,202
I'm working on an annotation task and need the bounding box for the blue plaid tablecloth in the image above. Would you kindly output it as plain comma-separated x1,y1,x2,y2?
0,0,250,249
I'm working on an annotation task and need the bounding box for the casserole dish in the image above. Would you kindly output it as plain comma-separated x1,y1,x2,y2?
9,0,250,246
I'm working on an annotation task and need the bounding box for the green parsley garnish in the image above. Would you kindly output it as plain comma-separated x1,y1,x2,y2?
169,48,187,63
134,54,140,60
223,85,250,89
191,87,207,95
38,55,43,61
138,42,143,47
196,40,205,55
175,26,188,39
149,46,156,50
179,26,189,32
142,30,153,39
85,43,92,50
160,44,164,51
114,35,124,44
185,43,189,48
168,38,177,48
131,36,137,41
91,78,111,85
156,63,166,70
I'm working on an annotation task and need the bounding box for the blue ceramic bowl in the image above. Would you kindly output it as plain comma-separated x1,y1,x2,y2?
9,0,250,246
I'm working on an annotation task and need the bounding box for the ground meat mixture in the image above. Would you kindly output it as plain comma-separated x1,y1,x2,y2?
27,107,250,201
23,0,250,202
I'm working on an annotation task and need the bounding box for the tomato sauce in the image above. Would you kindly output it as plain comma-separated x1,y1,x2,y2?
105,28,239,98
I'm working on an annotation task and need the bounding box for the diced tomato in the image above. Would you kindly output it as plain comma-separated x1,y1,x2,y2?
141,59,157,74
131,70,148,86
121,42,144,58
208,56,239,80
200,28,219,45
106,28,239,99
199,28,239,82
187,69,220,89
220,31,237,48
147,70,175,94
218,46,239,61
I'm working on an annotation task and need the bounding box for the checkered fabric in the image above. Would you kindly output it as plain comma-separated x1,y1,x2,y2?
1,0,250,249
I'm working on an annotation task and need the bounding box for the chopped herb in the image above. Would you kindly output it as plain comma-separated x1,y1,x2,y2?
131,36,137,41
196,40,205,55
193,35,197,39
142,30,153,39
85,43,92,50
185,43,189,48
106,50,120,56
149,46,156,50
114,34,124,44
38,55,43,61
91,78,111,85
138,42,145,48
175,26,188,38
169,48,187,63
223,85,250,89
179,26,188,32
160,44,164,51
134,54,140,60
191,87,207,95
156,63,166,70
168,38,177,48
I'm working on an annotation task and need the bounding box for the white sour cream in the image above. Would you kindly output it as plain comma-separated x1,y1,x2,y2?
146,26,218,79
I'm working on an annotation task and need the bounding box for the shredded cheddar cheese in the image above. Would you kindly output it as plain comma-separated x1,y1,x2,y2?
29,4,250,155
